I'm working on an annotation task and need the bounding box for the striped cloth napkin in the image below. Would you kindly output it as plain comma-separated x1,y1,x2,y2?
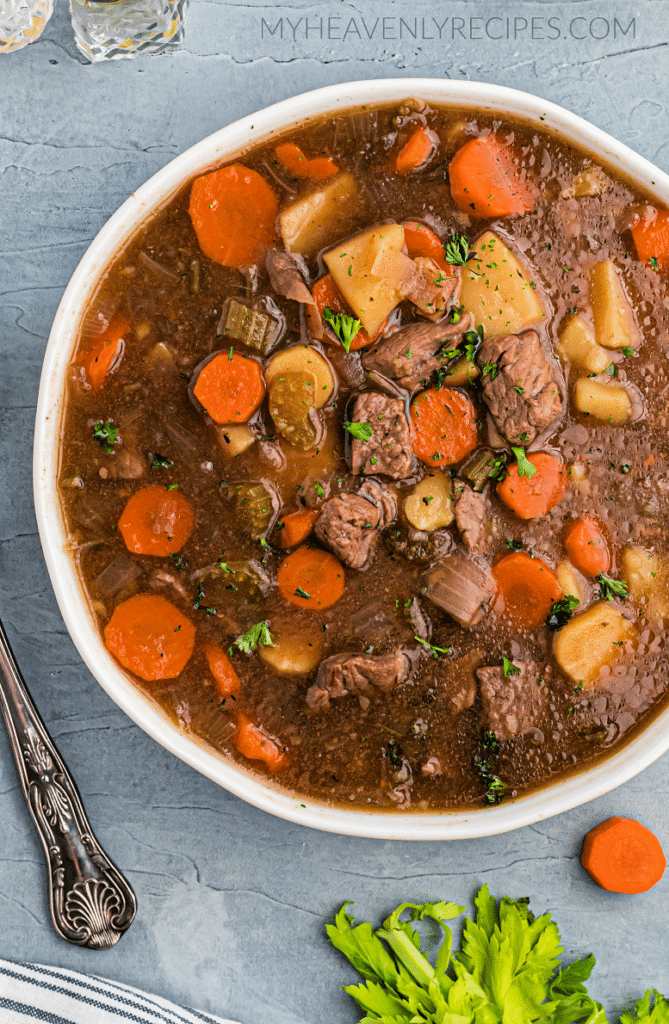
0,958,240,1024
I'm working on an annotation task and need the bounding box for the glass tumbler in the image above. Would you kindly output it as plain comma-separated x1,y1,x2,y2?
1,0,54,51
69,0,189,61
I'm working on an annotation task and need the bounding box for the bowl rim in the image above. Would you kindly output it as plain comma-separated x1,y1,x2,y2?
34,77,669,841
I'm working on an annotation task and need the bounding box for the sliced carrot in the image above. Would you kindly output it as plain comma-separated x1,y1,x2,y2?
311,275,385,350
449,136,536,218
193,351,265,424
401,221,454,278
275,142,339,180
232,712,290,772
564,516,611,577
393,127,435,174
81,314,129,390
205,642,241,698
277,545,345,610
279,509,321,549
492,552,562,630
581,816,666,894
631,208,669,270
409,388,478,467
188,163,278,267
104,593,196,681
497,452,567,520
118,484,194,557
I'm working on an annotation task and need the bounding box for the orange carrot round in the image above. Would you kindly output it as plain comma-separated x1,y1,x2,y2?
581,816,667,894
104,594,196,681
492,551,562,630
81,314,129,390
275,142,339,180
205,642,241,698
393,127,435,174
232,712,290,771
193,351,265,424
401,221,454,278
312,275,383,349
277,545,345,609
449,136,535,218
279,509,321,549
119,484,194,557
564,516,611,577
497,452,567,520
631,208,669,271
409,388,478,467
188,163,278,267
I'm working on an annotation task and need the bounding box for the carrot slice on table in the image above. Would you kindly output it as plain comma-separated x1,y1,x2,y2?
311,275,384,350
279,509,321,549
631,208,669,271
104,593,196,681
581,816,667,894
188,163,278,267
492,551,562,630
275,142,339,180
193,351,265,424
564,516,611,577
205,642,241,698
401,221,455,278
119,484,194,557
409,387,479,467
393,127,436,174
449,136,536,218
232,712,290,771
81,314,129,390
277,545,345,609
497,452,567,520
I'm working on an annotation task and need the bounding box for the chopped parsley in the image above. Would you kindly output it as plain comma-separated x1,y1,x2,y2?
260,538,277,554
193,582,216,616
597,572,629,602
414,636,452,660
546,594,580,630
649,256,659,271
444,233,480,275
294,586,312,599
511,446,537,478
502,656,520,677
234,620,275,654
151,452,173,469
344,420,373,442
506,539,523,551
314,481,325,497
621,346,635,357
92,420,120,454
474,730,508,805
481,363,499,381
323,306,362,353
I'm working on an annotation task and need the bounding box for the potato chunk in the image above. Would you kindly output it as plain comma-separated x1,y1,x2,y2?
588,260,640,350
215,423,255,459
459,230,546,337
622,546,669,621
554,601,635,687
265,345,334,408
259,632,322,676
280,172,359,257
557,314,610,375
573,378,633,424
324,224,406,336
404,471,453,531
556,560,590,608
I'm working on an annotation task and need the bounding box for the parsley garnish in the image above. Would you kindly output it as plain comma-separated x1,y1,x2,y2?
344,421,373,442
511,446,537,478
295,586,312,599
546,594,580,630
193,582,216,616
449,303,464,323
260,538,277,554
649,256,659,270
597,573,629,602
506,539,523,551
314,481,325,497
444,233,480,275
92,420,120,454
234,620,275,654
621,346,635,357
474,730,508,805
481,362,499,380
323,306,362,353
414,636,451,660
502,656,520,677
151,452,173,469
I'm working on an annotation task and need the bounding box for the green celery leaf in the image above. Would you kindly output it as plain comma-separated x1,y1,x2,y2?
621,989,669,1023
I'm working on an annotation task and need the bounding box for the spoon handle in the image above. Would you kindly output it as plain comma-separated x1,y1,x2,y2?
0,618,136,948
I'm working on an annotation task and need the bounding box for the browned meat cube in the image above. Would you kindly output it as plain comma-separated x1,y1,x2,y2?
306,650,409,709
477,660,549,740
363,313,473,392
349,393,412,479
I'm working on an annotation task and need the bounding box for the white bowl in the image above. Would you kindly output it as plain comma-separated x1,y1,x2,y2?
34,78,669,840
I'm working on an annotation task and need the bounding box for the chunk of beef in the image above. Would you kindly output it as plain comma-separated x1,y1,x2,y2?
350,393,413,478
306,650,409,709
265,249,315,307
455,486,491,556
314,481,395,569
406,257,459,321
424,553,497,628
477,330,563,446
477,660,549,740
363,313,473,392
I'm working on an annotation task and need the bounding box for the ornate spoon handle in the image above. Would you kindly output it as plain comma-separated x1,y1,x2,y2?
0,618,136,948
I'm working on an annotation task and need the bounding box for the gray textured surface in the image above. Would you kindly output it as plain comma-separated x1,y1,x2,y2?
2,2,669,1021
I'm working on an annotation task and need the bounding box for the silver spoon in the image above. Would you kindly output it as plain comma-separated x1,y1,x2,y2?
0,618,136,948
